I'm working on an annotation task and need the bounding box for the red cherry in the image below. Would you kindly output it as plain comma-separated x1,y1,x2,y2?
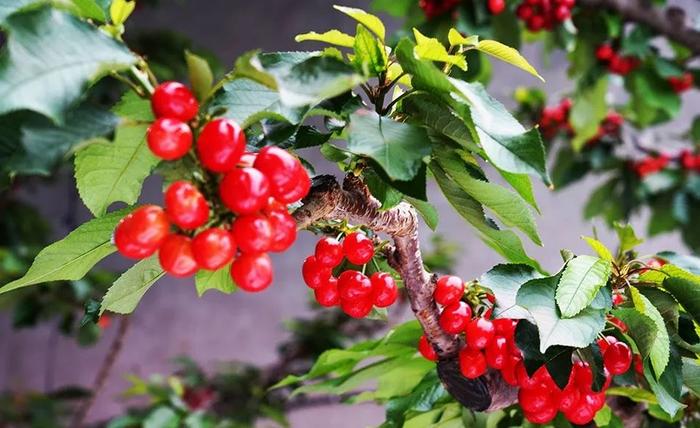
275,166,311,203
493,318,517,337
516,4,534,20
523,405,557,424
340,297,373,318
572,361,593,389
612,293,625,306
565,403,596,425
337,270,372,301
485,336,508,369
253,146,303,194
434,275,464,306
518,384,552,413
458,347,487,379
343,232,375,265
191,228,235,270
597,335,618,353
158,234,198,277
151,81,199,121
604,341,632,375
516,362,539,389
487,0,505,14
231,252,272,292
219,167,270,215
466,317,496,350
263,197,288,215
418,334,437,361
553,4,570,21
595,44,615,62
558,384,581,413
315,277,340,307
315,237,344,268
232,214,273,253
114,205,170,259
370,272,398,308
500,355,521,386
527,15,545,32
267,209,296,252
633,354,644,374
302,256,331,289
584,391,606,411
147,118,192,160
438,301,472,334
197,118,246,173
164,181,209,230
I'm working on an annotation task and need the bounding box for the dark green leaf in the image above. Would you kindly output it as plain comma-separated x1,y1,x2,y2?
515,320,573,389
479,264,541,319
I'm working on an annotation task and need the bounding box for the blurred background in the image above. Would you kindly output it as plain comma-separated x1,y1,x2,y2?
1,0,698,426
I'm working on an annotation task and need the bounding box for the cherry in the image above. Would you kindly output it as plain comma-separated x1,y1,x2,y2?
114,205,170,259
597,335,618,353
669,72,694,93
523,405,557,424
458,347,487,379
612,293,625,306
253,146,303,195
197,118,246,173
466,317,495,349
500,355,521,386
341,296,373,318
585,390,606,410
231,252,273,292
485,336,508,369
191,228,236,270
493,318,517,337
263,197,288,215
343,232,375,265
558,384,580,413
164,181,209,230
603,341,632,375
572,361,593,389
315,277,340,307
518,384,552,413
370,272,398,308
418,335,437,361
434,275,464,306
97,315,111,329
487,0,505,14
147,118,193,160
564,403,595,425
266,209,296,252
232,214,273,253
439,301,472,334
219,167,270,215
158,234,198,277
337,270,372,301
151,82,199,122
516,362,539,389
516,4,534,20
275,167,311,204
315,237,344,268
633,354,644,374
302,256,331,289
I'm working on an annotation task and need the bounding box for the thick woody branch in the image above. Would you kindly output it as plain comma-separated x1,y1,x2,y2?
578,0,700,55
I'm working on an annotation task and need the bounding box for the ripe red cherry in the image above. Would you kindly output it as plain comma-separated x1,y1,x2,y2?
518,384,552,413
302,256,331,289
147,118,192,160
558,384,580,413
314,277,340,307
572,361,593,389
253,146,302,193
341,296,373,318
164,181,209,229
219,167,270,215
634,354,644,374
315,237,344,268
493,318,517,337
458,347,487,379
487,0,505,14
231,252,273,292
554,4,570,21
523,405,557,424
597,335,618,353
114,205,170,259
197,119,246,173
565,404,596,425
596,44,614,61
266,209,296,252
191,228,235,270
439,301,472,334
585,391,606,410
337,270,372,301
418,335,437,361
158,234,198,277
485,336,508,369
604,341,632,375
275,167,311,203
500,355,521,386
370,272,398,308
466,317,495,350
151,81,199,122
612,293,625,306
232,214,273,253
434,275,464,306
343,232,374,265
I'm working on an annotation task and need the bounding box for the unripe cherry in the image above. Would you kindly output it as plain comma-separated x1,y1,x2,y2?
603,341,632,375
158,234,198,277
114,205,170,259
466,317,495,350
197,118,246,173
458,347,487,379
151,82,199,121
315,237,344,268
302,256,331,289
164,181,209,229
341,296,373,318
314,277,340,307
147,118,193,160
343,232,375,265
434,275,464,306
231,252,273,292
191,228,235,270
439,301,472,334
370,272,398,308
219,167,270,214
267,209,296,252
418,335,437,361
254,146,303,194
337,270,372,301
232,214,273,253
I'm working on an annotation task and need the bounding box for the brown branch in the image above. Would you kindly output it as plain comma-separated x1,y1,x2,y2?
578,0,700,54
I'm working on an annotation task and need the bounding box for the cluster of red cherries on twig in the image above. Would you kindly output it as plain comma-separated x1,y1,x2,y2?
302,232,399,318
114,82,310,292
515,0,575,32
538,98,623,144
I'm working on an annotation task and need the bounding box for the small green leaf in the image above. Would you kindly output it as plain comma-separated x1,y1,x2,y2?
112,91,154,122
606,386,658,404
100,255,164,315
479,264,541,319
413,29,466,71
195,264,236,297
406,197,438,230
109,0,134,25
295,29,355,47
354,24,387,76
570,78,608,151
582,236,614,261
475,40,543,81
614,222,644,253
682,357,700,396
333,5,385,40
630,286,671,377
447,29,478,47
185,50,214,101
556,255,612,318
143,406,180,428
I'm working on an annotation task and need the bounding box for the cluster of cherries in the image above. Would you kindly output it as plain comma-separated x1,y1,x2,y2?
631,154,670,178
418,0,460,19
302,232,399,318
539,98,623,145
114,81,310,292
515,0,575,32
595,44,640,76
668,72,695,94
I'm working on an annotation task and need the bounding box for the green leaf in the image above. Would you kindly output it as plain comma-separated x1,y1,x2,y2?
75,124,159,217
112,91,154,122
100,255,164,315
69,0,108,21
570,78,608,150
517,273,606,353
0,0,36,23
498,170,539,212
333,5,385,41
413,29,466,71
109,0,134,25
630,286,671,377
515,320,573,389
394,38,454,94
354,24,387,76
606,386,658,404
295,29,355,48
643,347,684,417
479,264,541,319
627,67,681,126
346,109,430,181
0,7,135,122
614,222,644,253
195,264,236,297
0,208,130,294
556,255,612,318
143,406,180,428
682,357,700,396
582,236,614,261
406,197,438,231
447,29,478,47
475,40,543,81
657,266,700,325
185,50,214,101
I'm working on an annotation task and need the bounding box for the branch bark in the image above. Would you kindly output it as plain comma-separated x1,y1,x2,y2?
294,174,517,411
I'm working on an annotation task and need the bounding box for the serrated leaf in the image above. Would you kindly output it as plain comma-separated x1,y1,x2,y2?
475,40,543,81
614,222,644,253
112,91,154,122
394,38,454,94
479,264,541,319
498,170,539,212
0,208,130,295
582,236,613,261
195,264,236,297
354,24,387,76
447,29,478,47
333,5,385,40
185,50,213,101
0,7,135,122
682,357,700,396
556,255,612,318
75,124,159,217
413,29,466,71
643,347,684,417
406,197,438,230
630,286,670,376
650,264,700,325
295,29,355,48
100,255,164,315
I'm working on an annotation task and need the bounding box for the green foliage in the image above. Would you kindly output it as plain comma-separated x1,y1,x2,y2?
195,264,236,297
479,264,541,319
100,255,164,315
555,255,612,318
